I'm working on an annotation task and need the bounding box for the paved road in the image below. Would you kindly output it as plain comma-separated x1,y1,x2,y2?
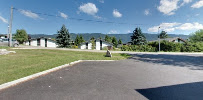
0,54,203,100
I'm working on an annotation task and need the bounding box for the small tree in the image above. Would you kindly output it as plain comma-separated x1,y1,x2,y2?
131,27,147,45
79,35,85,43
159,31,168,39
74,35,80,46
189,29,203,42
56,24,71,48
14,29,28,44
112,37,118,47
118,39,122,44
90,37,95,49
105,35,112,43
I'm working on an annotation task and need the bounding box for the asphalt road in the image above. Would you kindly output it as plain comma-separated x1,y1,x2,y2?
0,54,203,100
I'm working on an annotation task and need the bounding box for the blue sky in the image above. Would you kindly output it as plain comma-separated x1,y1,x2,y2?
0,0,203,35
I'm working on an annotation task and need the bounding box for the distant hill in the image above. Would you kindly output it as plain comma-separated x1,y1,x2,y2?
29,33,189,43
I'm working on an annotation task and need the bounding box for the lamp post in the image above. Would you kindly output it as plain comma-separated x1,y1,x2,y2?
158,27,161,52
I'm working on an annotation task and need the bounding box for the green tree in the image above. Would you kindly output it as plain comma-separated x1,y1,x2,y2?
131,27,147,45
14,29,28,44
90,37,96,49
189,29,203,42
105,35,112,43
79,35,85,43
74,35,80,46
159,31,168,39
56,24,71,48
112,37,118,47
118,39,122,44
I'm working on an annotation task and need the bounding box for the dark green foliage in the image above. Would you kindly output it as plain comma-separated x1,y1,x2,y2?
74,35,85,46
189,29,203,42
112,37,118,47
159,31,168,39
105,35,112,43
118,39,122,44
181,42,203,52
14,29,28,44
74,35,80,46
91,37,96,49
56,24,71,48
121,45,156,52
131,27,147,45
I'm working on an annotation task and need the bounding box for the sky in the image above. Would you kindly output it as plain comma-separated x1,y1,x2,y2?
0,0,203,35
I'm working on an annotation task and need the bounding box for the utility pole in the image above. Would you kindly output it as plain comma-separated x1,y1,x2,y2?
9,6,13,47
158,27,161,52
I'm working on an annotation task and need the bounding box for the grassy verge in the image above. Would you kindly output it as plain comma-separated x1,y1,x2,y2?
0,49,129,85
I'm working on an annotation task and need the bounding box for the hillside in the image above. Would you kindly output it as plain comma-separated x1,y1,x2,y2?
29,33,189,43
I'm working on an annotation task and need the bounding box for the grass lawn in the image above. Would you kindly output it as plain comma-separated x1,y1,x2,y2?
0,48,130,85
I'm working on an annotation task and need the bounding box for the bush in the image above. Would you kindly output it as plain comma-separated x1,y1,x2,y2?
121,45,156,52
71,45,78,49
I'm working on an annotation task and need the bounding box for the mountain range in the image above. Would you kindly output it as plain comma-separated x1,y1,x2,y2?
29,33,190,43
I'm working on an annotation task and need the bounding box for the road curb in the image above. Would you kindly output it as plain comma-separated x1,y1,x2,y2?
0,60,115,91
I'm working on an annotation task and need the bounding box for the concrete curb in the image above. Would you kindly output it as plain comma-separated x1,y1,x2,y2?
0,60,115,91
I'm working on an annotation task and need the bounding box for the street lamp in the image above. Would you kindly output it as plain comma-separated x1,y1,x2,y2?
158,27,161,52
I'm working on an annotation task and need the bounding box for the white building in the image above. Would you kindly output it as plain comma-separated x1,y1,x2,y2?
80,39,113,50
25,37,58,48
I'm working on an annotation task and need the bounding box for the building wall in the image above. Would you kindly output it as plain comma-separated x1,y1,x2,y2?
25,41,29,45
88,43,92,50
47,40,57,47
40,39,45,47
96,40,100,50
80,44,86,49
31,40,37,46
102,42,112,48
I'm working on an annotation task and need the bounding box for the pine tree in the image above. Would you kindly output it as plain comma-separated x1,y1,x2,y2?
74,35,80,46
159,31,168,39
118,39,122,44
56,24,71,48
112,37,118,47
131,27,146,45
90,37,95,49
79,35,85,43
105,35,112,43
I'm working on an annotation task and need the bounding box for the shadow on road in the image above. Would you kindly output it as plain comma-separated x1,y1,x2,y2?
129,54,203,70
135,81,203,100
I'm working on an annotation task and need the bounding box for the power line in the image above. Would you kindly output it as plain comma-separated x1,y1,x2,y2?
13,7,149,26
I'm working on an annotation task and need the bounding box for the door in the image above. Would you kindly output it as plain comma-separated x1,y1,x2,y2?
45,39,47,47
37,39,40,46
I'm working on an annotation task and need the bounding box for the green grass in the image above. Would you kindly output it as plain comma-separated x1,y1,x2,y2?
0,49,129,85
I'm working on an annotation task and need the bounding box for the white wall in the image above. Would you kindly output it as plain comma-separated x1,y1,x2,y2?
96,40,100,50
31,40,37,46
47,40,57,48
88,43,92,50
80,44,86,49
25,41,29,45
40,39,45,47
102,42,112,48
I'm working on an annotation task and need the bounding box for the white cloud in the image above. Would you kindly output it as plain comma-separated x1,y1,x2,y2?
176,22,203,30
148,22,181,32
108,30,118,34
113,9,122,18
144,9,150,15
148,22,203,33
20,10,41,19
98,0,104,3
127,30,131,33
59,12,68,19
157,0,179,15
79,3,98,15
181,0,193,6
0,16,8,23
191,0,203,8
